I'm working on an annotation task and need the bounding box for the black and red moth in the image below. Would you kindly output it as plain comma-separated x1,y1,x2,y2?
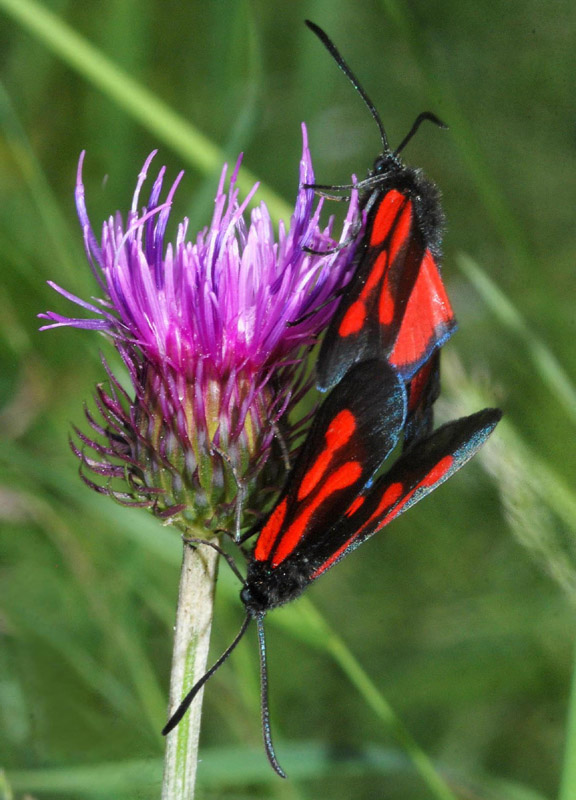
242,360,500,615
163,360,501,776
305,22,457,444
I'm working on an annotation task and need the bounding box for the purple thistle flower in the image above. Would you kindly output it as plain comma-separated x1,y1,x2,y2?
40,125,359,530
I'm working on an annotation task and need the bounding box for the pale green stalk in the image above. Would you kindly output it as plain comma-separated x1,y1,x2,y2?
162,541,219,800
0,769,14,800
559,639,576,800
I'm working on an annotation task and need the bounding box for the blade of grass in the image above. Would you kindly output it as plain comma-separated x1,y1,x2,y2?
0,0,291,222
0,643,31,748
559,638,576,800
6,606,138,722
0,81,80,279
7,745,550,796
378,0,535,272
291,599,459,800
0,438,181,566
458,252,576,426
442,355,576,603
482,778,550,800
0,770,14,800
6,485,169,737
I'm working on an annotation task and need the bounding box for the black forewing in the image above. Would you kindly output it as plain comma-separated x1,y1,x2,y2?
252,359,407,567
316,189,425,392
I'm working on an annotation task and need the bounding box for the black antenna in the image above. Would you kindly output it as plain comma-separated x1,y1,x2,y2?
305,20,389,153
394,111,448,155
256,615,286,778
162,613,251,736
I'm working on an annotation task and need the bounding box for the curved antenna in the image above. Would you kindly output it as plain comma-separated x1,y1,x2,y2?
305,20,389,153
257,614,287,778
394,111,448,155
162,613,251,736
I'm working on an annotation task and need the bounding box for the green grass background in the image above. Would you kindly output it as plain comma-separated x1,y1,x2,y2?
0,0,575,798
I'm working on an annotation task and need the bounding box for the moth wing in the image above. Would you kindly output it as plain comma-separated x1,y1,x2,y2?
389,249,456,380
254,359,407,568
307,407,502,579
403,350,440,450
317,190,455,391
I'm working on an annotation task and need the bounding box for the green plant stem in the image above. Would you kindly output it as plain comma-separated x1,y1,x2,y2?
162,541,219,800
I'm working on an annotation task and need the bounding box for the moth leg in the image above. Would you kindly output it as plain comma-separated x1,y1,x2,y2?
182,535,246,583
210,445,246,542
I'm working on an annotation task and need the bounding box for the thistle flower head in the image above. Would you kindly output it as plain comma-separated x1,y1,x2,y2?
40,125,358,530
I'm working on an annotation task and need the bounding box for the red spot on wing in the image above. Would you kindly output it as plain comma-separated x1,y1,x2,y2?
387,201,412,264
380,500,408,527
378,202,413,325
390,250,454,375
255,498,287,561
298,409,356,500
378,271,395,325
369,190,407,246
339,300,367,337
366,481,404,526
364,251,388,294
340,195,415,338
420,455,453,487
310,456,456,581
380,455,454,526
338,251,388,338
345,495,365,517
310,482,403,580
272,461,362,567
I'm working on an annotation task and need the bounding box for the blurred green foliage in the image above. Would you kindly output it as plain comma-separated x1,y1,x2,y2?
0,0,575,798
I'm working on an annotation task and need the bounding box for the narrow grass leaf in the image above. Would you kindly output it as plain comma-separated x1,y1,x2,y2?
377,0,536,272
0,0,291,221
458,253,576,425
559,638,576,800
442,355,576,603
